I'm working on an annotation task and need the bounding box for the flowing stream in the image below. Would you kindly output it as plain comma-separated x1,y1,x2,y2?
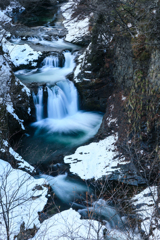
16,52,102,150
15,51,76,83
15,43,127,238
13,9,134,239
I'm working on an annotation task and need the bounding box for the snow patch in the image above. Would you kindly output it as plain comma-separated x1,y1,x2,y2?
1,140,35,173
15,77,31,97
127,23,132,28
0,10,11,24
74,43,91,82
106,104,118,128
64,134,128,180
132,186,158,236
122,95,126,101
61,0,90,43
2,38,42,67
30,208,104,240
0,159,47,240
6,99,25,130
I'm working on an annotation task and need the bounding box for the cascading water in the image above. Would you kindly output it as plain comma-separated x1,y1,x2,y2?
78,199,123,229
47,80,78,119
41,55,59,68
15,51,76,84
26,36,81,51
32,81,102,143
13,13,142,240
29,50,102,143
40,173,89,203
39,173,127,237
64,51,74,68
32,87,43,121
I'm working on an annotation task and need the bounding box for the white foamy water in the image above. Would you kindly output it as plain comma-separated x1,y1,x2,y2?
27,36,80,50
40,173,88,203
31,79,102,145
15,51,76,84
41,55,59,69
16,51,102,146
32,87,43,121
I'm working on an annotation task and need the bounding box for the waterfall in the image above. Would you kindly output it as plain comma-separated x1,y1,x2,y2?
32,80,78,121
41,51,75,70
47,80,78,119
32,79,102,142
15,51,76,84
63,51,75,69
42,55,59,68
31,51,102,145
40,174,123,231
32,87,43,121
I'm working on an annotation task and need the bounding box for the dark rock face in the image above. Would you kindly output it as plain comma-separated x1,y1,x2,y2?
76,77,114,112
113,38,134,89
74,45,115,112
0,0,10,10
13,0,59,27
108,162,146,186
15,222,37,240
95,92,147,186
8,77,31,135
74,35,91,47
96,92,123,139
18,0,57,12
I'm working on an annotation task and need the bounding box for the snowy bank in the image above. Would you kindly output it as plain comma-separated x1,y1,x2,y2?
0,159,47,240
61,0,90,44
6,99,25,130
0,54,25,129
31,205,141,240
74,44,92,82
0,54,11,97
132,186,160,239
30,208,104,240
1,140,35,173
2,38,42,67
0,51,31,130
64,134,129,180
0,10,12,24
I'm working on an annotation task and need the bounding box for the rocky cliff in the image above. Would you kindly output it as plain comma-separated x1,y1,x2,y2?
0,0,160,239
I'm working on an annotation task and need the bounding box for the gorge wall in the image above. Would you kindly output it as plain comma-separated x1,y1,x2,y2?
0,0,160,239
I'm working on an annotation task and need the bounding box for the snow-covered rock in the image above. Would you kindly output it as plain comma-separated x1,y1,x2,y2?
0,53,25,129
61,0,90,44
0,159,47,240
30,208,104,240
64,133,129,180
0,36,31,131
0,53,30,131
2,38,42,67
74,43,92,82
0,54,11,98
1,140,35,173
15,77,31,97
3,0,25,16
132,186,159,238
6,98,25,130
0,10,12,24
